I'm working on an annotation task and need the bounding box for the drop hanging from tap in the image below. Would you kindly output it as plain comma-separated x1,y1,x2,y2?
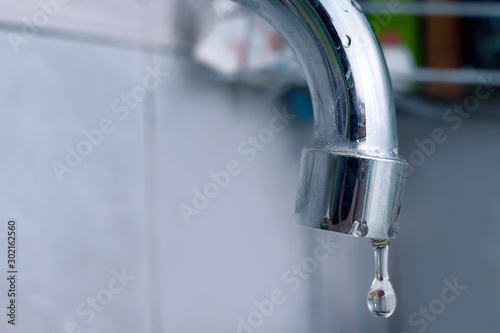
367,239,396,318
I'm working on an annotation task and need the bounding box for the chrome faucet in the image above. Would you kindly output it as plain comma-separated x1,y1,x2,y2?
233,0,407,241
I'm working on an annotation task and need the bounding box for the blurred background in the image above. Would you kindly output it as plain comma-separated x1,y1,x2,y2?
0,0,499,332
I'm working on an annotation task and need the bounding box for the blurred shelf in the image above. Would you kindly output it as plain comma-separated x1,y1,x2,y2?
361,2,500,18
0,19,172,55
1,2,499,86
393,68,500,85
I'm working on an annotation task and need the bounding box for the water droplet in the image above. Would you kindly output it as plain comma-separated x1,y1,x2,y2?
351,0,363,12
367,240,396,318
343,35,352,49
350,219,368,237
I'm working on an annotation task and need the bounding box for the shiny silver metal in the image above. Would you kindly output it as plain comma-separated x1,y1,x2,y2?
234,0,407,239
296,150,405,240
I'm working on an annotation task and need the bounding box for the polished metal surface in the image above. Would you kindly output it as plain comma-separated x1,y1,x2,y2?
234,0,407,239
296,150,405,240
235,0,398,157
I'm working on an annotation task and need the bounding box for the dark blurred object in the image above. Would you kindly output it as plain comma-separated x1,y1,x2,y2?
463,0,500,69
424,0,465,101
282,87,314,122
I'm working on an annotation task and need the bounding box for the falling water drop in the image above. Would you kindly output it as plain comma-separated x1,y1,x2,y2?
367,239,397,318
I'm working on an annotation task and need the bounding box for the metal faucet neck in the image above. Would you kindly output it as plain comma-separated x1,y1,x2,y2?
234,0,407,240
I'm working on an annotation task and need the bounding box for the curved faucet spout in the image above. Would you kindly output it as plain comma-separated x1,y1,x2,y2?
235,0,397,157
234,0,407,240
